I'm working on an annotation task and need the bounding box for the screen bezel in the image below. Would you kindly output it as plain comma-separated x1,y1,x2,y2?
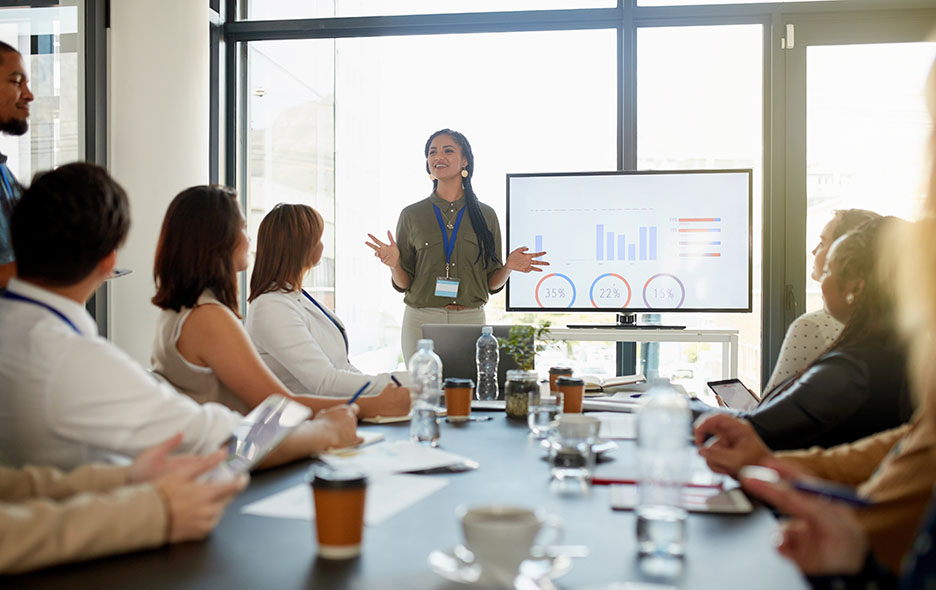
505,168,753,314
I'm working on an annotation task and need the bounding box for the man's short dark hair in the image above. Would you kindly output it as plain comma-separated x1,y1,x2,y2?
12,162,130,286
0,41,18,64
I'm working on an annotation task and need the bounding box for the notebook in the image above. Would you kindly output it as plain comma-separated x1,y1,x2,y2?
420,324,531,392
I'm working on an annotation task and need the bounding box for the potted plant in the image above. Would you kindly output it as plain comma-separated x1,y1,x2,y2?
499,321,551,419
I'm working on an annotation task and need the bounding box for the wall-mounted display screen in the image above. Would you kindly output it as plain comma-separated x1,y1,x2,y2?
506,169,752,313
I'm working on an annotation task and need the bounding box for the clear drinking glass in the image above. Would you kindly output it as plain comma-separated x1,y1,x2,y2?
527,391,563,439
548,415,600,494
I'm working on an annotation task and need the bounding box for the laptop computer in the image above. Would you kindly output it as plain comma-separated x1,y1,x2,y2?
420,324,532,395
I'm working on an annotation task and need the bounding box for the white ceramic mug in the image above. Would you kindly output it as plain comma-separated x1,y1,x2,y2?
457,505,563,584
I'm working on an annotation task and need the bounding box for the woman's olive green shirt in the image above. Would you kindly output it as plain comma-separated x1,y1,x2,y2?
393,192,504,309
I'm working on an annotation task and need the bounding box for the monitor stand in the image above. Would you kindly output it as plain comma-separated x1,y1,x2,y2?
567,313,686,330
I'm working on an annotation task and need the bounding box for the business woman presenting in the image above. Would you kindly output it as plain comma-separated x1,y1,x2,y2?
247,204,410,418
366,128,548,359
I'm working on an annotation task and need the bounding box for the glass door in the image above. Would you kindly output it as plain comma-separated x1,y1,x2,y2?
774,12,936,379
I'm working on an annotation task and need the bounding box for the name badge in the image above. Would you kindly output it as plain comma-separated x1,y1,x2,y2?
435,277,460,298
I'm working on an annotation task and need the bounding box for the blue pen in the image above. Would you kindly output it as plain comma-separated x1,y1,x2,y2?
347,382,371,405
390,375,402,387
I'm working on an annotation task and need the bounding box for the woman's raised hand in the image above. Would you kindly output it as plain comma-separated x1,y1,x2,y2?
366,231,400,268
505,247,549,273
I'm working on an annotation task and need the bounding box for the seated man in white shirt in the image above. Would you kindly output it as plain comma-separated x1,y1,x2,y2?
0,162,360,470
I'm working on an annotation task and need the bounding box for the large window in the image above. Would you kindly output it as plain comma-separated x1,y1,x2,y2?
232,1,934,387
637,24,764,395
803,42,936,313
245,30,617,370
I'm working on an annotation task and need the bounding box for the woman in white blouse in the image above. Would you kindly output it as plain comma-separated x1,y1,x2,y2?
246,204,410,418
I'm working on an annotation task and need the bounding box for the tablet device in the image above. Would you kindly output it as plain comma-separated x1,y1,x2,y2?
224,394,312,472
706,378,759,412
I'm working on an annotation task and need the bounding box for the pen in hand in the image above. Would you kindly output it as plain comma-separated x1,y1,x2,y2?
347,381,371,405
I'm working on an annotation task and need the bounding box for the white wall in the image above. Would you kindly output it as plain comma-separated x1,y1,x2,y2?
108,0,209,365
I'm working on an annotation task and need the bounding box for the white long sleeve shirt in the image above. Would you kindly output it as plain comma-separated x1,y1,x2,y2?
246,290,396,398
0,278,241,470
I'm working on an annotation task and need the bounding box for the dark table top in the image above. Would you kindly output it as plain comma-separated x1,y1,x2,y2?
11,414,807,590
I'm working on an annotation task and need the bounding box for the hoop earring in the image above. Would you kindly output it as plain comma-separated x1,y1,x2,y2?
461,169,469,178
846,293,855,305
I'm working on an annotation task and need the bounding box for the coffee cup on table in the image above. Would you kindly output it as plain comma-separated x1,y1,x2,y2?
444,378,474,422
457,505,563,584
309,467,367,559
557,376,585,413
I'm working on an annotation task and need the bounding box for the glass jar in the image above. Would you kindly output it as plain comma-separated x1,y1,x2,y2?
505,369,539,420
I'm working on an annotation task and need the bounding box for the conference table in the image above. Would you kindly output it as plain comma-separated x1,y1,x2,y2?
12,414,807,589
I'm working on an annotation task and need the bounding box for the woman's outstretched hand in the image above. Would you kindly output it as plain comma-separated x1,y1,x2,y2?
505,247,549,273
366,231,400,268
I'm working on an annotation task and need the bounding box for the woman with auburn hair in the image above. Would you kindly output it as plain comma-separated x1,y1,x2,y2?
246,203,409,417
150,185,396,420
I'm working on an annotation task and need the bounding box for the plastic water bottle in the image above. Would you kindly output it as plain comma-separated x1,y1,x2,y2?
635,385,691,558
475,326,499,401
408,339,443,446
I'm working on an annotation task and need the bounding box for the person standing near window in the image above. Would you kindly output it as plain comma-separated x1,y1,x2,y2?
366,129,548,360
0,41,33,289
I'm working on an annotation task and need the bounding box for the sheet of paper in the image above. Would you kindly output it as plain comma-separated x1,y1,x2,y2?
241,473,449,526
590,412,637,439
320,440,475,475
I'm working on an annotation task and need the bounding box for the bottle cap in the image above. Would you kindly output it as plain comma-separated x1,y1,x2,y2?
556,376,585,386
417,339,434,351
481,326,493,335
444,378,475,389
549,366,573,375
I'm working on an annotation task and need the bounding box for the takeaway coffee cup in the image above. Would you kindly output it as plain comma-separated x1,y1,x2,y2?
444,378,474,422
557,376,586,413
457,505,563,583
309,467,367,559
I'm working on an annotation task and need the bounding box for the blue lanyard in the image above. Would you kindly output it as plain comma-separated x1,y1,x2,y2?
301,289,348,354
432,204,466,266
2,291,81,335
0,164,16,215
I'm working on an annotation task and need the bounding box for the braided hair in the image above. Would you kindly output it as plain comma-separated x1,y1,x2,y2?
424,129,500,268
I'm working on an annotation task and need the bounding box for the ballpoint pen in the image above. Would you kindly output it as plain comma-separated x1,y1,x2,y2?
347,381,371,405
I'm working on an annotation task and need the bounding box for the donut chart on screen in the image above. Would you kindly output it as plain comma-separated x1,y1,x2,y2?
642,273,686,308
534,273,576,308
589,273,632,308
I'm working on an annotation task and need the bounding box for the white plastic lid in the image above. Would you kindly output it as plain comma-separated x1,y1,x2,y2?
481,326,493,335
417,338,434,350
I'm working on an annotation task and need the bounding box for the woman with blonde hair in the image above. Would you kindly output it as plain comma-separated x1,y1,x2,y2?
246,203,409,417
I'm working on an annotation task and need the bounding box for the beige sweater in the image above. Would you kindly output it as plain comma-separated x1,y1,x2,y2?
778,413,931,572
0,463,167,574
